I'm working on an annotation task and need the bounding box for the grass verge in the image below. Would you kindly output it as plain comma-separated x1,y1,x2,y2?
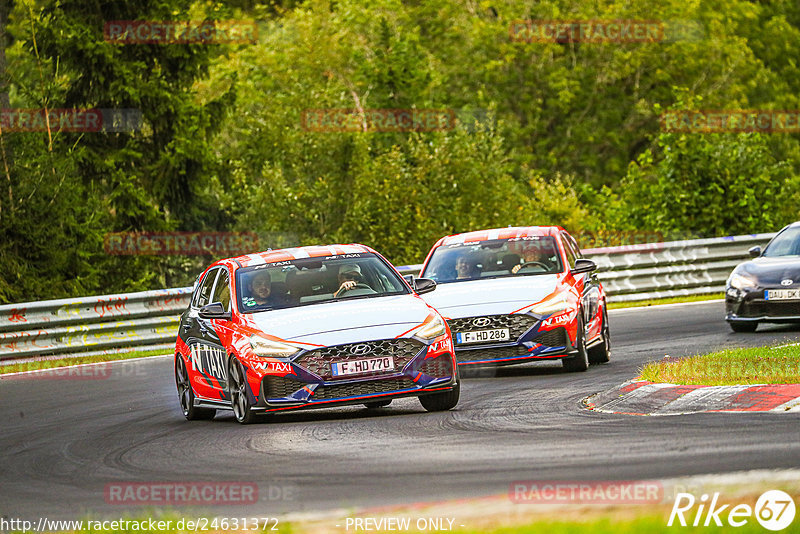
639,343,800,386
607,292,723,310
461,515,771,534
0,348,171,375
11,498,791,534
6,475,799,533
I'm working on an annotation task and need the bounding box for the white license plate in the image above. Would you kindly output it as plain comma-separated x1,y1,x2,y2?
765,289,800,300
456,328,510,344
331,356,394,377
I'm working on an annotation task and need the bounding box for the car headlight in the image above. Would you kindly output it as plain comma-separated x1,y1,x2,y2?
728,273,757,290
249,335,302,358
414,315,447,340
529,295,569,316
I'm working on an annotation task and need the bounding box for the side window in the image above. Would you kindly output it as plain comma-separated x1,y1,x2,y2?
564,233,583,260
193,268,219,308
561,235,577,269
212,269,231,311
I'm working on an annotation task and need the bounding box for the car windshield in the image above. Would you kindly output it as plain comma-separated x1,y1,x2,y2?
421,236,563,284
235,252,410,312
763,226,800,257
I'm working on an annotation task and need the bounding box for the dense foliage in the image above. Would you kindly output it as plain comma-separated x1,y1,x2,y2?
1,0,799,303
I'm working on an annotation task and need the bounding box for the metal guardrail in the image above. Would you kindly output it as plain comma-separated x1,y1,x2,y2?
0,288,191,363
583,232,775,302
0,233,776,363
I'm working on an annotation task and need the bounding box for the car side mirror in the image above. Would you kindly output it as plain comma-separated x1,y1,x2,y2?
199,302,232,320
413,277,437,295
571,258,597,275
748,246,761,258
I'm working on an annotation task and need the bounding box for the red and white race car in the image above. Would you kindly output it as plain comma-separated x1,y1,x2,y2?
174,244,459,423
417,226,610,371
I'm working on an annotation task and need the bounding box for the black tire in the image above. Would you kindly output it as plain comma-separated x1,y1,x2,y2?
588,306,611,364
364,400,392,409
228,358,257,424
175,355,215,421
562,314,589,372
729,321,758,333
419,381,460,412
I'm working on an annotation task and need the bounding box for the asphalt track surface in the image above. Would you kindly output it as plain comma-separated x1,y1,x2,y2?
2,300,799,522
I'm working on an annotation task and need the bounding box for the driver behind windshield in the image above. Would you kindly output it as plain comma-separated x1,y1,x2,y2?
511,246,546,274
334,264,375,297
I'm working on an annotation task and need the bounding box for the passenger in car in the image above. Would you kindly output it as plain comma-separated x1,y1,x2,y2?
455,256,481,280
243,270,292,308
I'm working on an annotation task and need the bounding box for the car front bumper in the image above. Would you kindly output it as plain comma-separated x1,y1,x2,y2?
725,287,800,323
446,313,576,366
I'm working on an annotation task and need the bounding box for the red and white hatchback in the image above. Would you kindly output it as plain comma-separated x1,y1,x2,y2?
418,226,610,371
175,244,459,423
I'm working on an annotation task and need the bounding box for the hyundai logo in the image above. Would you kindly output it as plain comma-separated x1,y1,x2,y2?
781,279,794,286
472,317,492,328
349,344,373,356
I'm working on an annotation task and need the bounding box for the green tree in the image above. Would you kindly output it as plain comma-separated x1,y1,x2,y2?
616,130,798,237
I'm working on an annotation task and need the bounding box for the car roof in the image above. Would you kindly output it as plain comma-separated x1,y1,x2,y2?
434,226,564,247
214,244,376,269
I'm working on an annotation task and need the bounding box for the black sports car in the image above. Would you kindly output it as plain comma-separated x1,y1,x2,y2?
725,222,800,332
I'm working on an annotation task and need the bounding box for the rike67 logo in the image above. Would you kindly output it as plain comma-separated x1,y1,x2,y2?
669,490,796,531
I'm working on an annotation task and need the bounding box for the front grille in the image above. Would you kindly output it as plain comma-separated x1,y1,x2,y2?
530,328,567,347
312,379,414,400
741,300,800,317
296,339,425,379
456,345,530,363
447,314,535,344
417,354,454,378
263,375,304,398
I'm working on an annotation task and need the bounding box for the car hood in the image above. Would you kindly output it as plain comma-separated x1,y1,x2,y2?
739,256,800,287
247,294,433,346
421,275,561,318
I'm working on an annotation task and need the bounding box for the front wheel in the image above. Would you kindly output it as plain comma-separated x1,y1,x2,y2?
228,358,257,424
419,382,460,412
562,314,589,372
588,306,611,364
175,355,215,421
729,321,758,333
